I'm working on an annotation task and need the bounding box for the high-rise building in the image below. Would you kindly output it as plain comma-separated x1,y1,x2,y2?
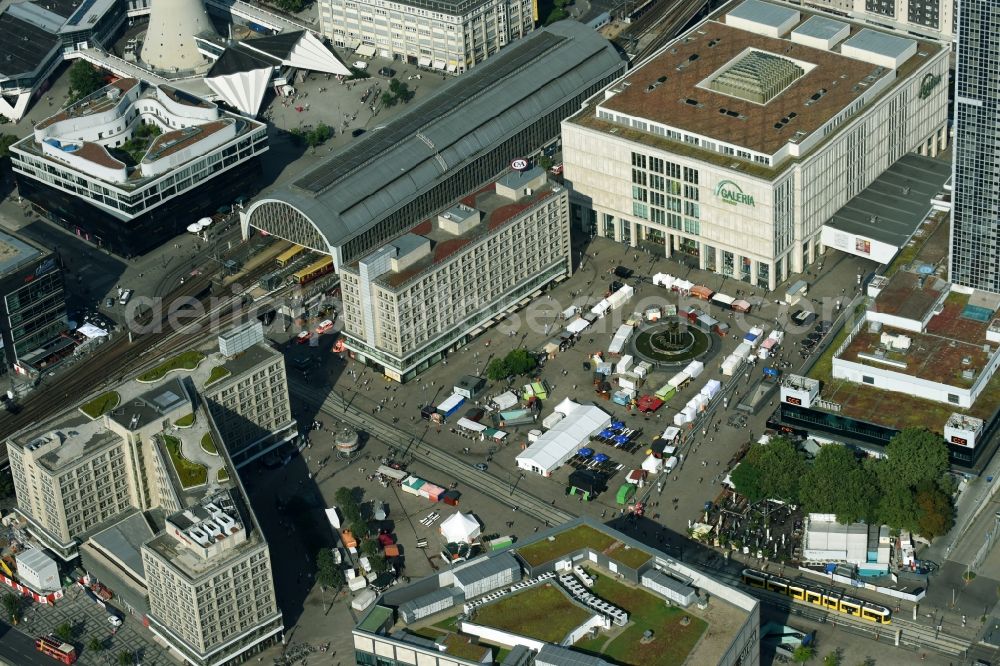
319,0,533,73
949,0,1000,294
6,325,288,663
339,168,571,381
142,490,282,665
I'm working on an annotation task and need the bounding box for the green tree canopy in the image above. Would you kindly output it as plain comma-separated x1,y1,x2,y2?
915,481,954,539
305,123,332,148
730,459,767,504
68,61,105,102
505,349,537,376
882,428,949,491
1,593,19,624
485,357,510,381
380,91,398,108
316,548,343,589
735,437,806,504
800,446,876,523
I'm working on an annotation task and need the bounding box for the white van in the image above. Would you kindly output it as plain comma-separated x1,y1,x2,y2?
664,456,679,473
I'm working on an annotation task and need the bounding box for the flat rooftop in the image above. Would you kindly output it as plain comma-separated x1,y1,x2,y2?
0,228,43,276
839,323,991,388
575,4,939,170
0,11,60,77
351,178,563,289
360,518,754,666
108,378,189,432
26,413,122,473
36,79,140,130
824,153,953,251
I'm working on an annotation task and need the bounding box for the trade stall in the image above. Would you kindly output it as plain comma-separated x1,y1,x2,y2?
516,398,611,477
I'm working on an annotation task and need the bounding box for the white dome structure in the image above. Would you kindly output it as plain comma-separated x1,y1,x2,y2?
142,0,217,72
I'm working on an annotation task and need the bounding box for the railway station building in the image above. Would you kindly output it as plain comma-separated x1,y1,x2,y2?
561,0,949,291
10,79,268,257
242,20,626,272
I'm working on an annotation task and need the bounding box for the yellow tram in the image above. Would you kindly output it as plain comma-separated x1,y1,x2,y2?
741,568,891,624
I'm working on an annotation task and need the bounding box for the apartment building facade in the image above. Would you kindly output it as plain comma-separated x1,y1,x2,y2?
339,168,571,381
319,0,534,72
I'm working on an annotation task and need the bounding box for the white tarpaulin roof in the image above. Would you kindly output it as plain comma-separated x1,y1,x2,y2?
516,399,611,474
457,418,486,432
440,512,481,543
77,323,108,339
355,43,376,57
566,318,590,335
493,391,519,410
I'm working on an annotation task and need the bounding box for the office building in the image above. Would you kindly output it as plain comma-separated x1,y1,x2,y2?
11,79,268,257
7,332,286,663
142,490,282,666
243,20,626,270
319,0,533,73
800,0,953,41
949,0,1000,294
201,322,297,467
339,168,571,380
0,0,126,121
0,230,67,376
354,517,760,666
562,0,948,290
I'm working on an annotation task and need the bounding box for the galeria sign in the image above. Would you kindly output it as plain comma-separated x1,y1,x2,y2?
715,180,755,207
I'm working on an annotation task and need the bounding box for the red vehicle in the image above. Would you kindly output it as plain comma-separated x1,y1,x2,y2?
295,331,312,344
36,635,77,664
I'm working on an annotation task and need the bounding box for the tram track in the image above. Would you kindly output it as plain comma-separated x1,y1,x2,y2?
293,382,575,528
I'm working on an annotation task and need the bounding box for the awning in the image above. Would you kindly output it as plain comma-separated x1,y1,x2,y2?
355,44,376,58
433,60,446,70
446,63,457,72
418,57,431,67
457,418,486,433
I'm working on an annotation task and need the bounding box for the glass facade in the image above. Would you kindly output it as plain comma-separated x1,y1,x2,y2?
951,0,1000,293
0,255,66,370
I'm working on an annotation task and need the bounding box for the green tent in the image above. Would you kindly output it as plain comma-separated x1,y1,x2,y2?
616,484,636,505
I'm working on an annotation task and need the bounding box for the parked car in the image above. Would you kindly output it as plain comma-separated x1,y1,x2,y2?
108,615,122,628
118,289,134,306
474,463,488,472
105,297,115,308
295,331,312,344
352,128,366,138
315,319,334,335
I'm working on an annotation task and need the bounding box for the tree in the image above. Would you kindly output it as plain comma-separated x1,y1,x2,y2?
737,437,806,504
1,593,19,624
822,648,842,666
87,637,104,653
730,460,767,504
485,357,510,381
305,123,332,148
380,91,398,108
878,484,919,533
792,645,815,663
915,481,953,539
505,349,537,377
334,487,354,508
117,649,134,666
68,61,105,103
883,428,949,490
0,135,16,160
316,548,343,589
55,622,73,642
800,446,875,523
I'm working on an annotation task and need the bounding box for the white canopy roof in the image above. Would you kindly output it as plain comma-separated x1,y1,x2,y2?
440,512,481,543
77,323,108,339
516,399,611,474
457,417,486,432
205,66,273,117
493,391,519,410
566,317,590,335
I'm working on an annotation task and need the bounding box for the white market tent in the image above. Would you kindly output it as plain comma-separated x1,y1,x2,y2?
493,391,519,411
77,323,108,339
516,398,611,476
566,317,590,335
440,512,481,543
457,418,486,432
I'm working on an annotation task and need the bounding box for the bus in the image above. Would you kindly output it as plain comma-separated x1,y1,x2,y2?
275,244,306,268
290,257,334,285
36,635,77,664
